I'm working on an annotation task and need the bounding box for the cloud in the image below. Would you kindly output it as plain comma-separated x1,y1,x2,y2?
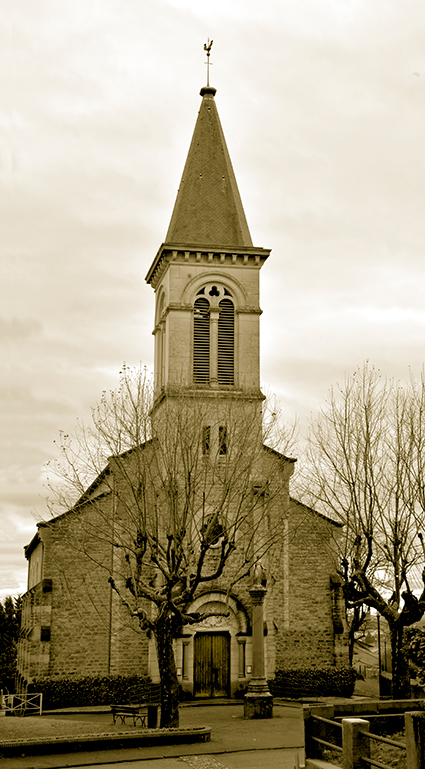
0,508,36,600
0,318,43,340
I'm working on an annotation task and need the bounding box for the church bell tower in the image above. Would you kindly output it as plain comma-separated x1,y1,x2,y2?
145,82,270,424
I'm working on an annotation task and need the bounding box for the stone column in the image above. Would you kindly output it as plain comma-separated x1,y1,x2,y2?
209,309,219,386
244,567,273,719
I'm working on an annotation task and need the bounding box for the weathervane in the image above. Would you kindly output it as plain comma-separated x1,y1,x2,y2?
204,39,213,87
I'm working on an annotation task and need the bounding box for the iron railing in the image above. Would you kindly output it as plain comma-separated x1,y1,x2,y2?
3,693,43,716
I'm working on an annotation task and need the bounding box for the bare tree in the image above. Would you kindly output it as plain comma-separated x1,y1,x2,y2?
299,364,425,698
44,365,296,726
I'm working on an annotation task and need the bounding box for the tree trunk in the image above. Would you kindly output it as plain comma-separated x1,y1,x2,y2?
389,621,411,700
348,624,355,667
348,607,365,667
154,612,180,728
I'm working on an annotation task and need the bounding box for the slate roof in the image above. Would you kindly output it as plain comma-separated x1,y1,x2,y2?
165,86,253,248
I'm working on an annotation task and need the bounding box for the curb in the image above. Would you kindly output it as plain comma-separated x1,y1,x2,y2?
0,725,211,758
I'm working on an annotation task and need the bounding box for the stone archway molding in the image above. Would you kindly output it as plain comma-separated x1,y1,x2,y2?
187,590,250,635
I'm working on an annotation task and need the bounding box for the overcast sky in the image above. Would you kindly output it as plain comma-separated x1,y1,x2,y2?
2,0,425,599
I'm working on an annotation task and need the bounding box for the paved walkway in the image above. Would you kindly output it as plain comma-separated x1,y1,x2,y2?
3,701,304,769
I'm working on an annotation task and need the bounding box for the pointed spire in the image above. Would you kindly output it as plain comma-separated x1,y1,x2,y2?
165,87,253,248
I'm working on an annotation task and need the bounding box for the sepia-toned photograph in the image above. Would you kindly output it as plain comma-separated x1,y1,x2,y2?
2,2,425,766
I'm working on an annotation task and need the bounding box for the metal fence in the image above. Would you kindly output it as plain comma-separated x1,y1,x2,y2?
3,693,43,716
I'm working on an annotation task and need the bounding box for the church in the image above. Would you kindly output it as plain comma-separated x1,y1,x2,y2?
17,80,349,699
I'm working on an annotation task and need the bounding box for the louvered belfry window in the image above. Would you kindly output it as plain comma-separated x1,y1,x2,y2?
193,287,235,386
218,298,234,385
193,297,210,383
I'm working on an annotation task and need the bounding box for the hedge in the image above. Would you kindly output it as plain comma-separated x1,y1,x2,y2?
268,666,356,699
28,674,151,710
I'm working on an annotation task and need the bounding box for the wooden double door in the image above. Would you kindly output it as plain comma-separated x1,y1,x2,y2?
193,632,230,698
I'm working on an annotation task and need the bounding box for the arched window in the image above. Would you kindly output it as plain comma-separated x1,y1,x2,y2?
193,297,210,384
218,298,234,385
201,511,225,546
193,286,235,386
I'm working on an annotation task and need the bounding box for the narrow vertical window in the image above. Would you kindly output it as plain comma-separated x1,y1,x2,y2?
193,297,210,383
202,426,211,455
219,426,227,456
182,641,190,679
218,298,234,385
238,639,246,677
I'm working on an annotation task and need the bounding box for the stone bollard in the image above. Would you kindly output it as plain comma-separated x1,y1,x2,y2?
342,718,370,769
405,711,425,769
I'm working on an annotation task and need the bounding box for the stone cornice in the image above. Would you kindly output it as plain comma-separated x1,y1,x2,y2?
145,243,271,289
151,385,265,412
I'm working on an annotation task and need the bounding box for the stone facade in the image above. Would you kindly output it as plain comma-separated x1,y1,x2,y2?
18,489,149,690
18,82,349,696
18,448,346,694
272,499,344,669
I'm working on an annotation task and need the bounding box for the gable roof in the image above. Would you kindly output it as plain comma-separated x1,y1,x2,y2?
28,440,154,541
165,87,253,249
290,496,344,527
262,444,297,463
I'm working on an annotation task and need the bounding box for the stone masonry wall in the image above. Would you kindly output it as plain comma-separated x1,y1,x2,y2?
19,440,345,692
272,498,343,669
21,494,149,684
17,579,53,686
41,500,113,678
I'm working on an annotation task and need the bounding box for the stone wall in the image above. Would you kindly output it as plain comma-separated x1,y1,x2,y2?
272,498,347,669
18,492,149,687
17,578,53,688
18,443,347,693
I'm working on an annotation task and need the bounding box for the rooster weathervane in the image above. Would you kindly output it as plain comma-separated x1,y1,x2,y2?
204,39,213,87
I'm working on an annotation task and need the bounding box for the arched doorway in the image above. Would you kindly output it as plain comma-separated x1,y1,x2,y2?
177,591,251,699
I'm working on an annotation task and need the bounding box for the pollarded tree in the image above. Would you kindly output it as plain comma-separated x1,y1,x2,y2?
44,365,296,726
300,364,425,699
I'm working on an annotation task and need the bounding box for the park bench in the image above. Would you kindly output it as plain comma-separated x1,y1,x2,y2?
110,682,161,728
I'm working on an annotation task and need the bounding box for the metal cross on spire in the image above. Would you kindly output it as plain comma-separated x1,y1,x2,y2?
204,39,213,87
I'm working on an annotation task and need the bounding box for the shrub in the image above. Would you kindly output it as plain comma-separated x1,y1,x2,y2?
0,595,22,693
406,626,425,685
28,674,151,710
268,666,356,699
178,685,193,701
